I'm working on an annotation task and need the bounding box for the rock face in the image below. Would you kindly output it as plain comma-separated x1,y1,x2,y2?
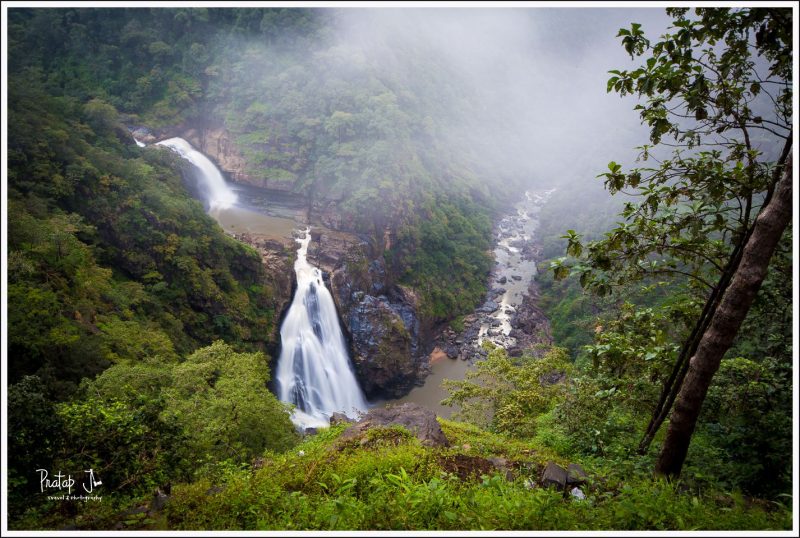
143,123,295,191
507,279,553,356
182,126,256,186
228,232,295,346
340,403,449,447
308,229,424,399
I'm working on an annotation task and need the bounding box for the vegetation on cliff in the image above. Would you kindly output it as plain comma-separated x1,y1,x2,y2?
8,7,506,324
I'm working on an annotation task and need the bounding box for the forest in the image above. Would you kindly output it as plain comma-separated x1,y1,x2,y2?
3,5,795,533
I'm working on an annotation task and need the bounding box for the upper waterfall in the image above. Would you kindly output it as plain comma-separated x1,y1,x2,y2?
276,228,368,428
156,137,238,211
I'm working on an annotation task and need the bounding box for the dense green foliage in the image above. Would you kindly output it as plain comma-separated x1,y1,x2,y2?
13,422,788,530
8,342,298,525
537,6,793,497
5,6,793,531
7,74,277,395
7,7,509,323
442,345,570,437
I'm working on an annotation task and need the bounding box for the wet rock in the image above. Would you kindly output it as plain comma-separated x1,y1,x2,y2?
567,463,588,486
131,126,156,144
345,294,417,398
322,233,424,399
478,300,498,313
498,276,507,284
330,412,353,426
541,462,568,490
340,403,449,447
511,274,523,281
444,343,460,358
304,427,318,436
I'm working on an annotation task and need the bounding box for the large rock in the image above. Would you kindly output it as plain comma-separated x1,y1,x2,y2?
314,231,424,399
345,294,419,398
567,463,588,486
340,403,449,447
541,461,568,490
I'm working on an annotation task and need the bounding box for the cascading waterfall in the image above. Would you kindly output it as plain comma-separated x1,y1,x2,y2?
276,228,368,428
139,134,363,427
155,137,238,211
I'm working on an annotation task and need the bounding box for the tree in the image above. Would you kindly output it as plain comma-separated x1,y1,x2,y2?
552,7,792,476
442,344,570,437
656,152,792,476
161,341,299,461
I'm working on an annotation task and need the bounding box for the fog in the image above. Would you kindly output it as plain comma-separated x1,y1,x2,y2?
322,8,675,191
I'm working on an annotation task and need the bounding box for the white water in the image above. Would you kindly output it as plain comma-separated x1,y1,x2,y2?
276,228,368,428
155,137,238,211
133,136,146,148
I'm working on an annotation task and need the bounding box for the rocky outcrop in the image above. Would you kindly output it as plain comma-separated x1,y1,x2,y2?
339,402,449,447
507,280,552,356
307,228,424,399
229,231,295,346
139,122,297,192
181,126,258,187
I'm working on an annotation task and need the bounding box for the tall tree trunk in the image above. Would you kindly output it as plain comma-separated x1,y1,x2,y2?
638,136,793,455
655,151,793,478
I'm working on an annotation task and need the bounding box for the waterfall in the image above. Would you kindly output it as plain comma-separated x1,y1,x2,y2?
155,137,238,211
276,228,368,428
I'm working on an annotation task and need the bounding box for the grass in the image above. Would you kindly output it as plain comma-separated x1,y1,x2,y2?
152,420,791,531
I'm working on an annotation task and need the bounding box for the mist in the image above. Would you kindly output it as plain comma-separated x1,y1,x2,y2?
319,8,675,191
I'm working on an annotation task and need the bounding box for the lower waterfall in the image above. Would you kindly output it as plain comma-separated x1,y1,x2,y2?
276,228,368,428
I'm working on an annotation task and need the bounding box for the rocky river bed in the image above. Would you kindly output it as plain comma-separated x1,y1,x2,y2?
392,188,556,416
435,188,556,362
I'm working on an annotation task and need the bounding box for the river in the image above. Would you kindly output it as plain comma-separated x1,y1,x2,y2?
392,187,556,417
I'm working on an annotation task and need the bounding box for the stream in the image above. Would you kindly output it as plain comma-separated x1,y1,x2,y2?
392,188,555,417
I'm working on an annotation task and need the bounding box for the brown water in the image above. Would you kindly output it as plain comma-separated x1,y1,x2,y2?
213,206,297,240
380,349,472,418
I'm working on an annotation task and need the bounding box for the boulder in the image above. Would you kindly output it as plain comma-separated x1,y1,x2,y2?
340,403,449,447
541,461,568,490
330,412,353,425
567,463,588,486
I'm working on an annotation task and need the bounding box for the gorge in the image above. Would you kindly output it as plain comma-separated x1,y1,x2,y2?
148,131,555,423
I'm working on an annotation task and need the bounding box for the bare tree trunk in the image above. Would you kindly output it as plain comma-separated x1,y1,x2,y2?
638,137,793,455
655,151,793,478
